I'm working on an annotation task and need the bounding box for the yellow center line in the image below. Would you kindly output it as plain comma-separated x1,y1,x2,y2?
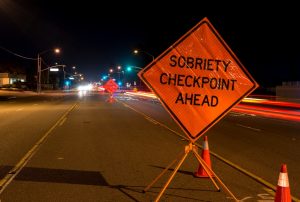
120,100,300,202
0,102,78,192
59,117,67,126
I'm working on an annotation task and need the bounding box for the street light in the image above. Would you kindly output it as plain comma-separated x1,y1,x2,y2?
133,49,155,61
117,66,122,80
37,48,60,93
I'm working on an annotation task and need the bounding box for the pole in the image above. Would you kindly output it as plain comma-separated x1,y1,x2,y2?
47,67,49,85
139,78,142,89
144,51,155,61
154,144,192,201
37,54,41,93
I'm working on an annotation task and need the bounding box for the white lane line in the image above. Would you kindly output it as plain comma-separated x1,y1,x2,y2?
229,112,246,116
237,124,261,132
230,112,256,117
257,193,274,201
227,196,252,201
16,108,24,112
262,187,275,197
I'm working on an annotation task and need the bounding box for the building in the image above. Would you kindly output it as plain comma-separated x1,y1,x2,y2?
276,81,300,100
0,73,26,86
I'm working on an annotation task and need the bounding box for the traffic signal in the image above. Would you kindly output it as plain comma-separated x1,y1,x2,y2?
126,66,132,72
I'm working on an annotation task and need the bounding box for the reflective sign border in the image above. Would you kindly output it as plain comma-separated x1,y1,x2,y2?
138,17,259,142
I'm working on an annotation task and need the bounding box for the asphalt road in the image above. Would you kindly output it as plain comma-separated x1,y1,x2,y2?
0,92,75,170
0,91,299,201
117,92,300,200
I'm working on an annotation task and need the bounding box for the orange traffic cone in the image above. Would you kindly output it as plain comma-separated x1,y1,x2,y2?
194,136,214,178
275,164,291,202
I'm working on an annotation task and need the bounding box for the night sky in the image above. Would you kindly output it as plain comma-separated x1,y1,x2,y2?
0,1,299,88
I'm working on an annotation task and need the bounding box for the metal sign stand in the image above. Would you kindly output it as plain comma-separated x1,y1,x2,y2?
106,93,115,103
143,142,239,202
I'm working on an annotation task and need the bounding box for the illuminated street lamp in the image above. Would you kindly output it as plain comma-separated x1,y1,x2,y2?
133,49,155,61
108,68,114,79
117,66,122,80
37,48,60,93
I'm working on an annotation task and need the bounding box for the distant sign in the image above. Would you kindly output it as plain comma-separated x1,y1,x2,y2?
138,17,258,142
104,79,118,93
50,68,59,72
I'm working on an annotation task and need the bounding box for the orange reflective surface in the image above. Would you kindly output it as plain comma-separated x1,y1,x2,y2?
103,79,118,93
138,17,258,142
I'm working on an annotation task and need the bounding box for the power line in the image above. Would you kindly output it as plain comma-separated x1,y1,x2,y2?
0,46,37,60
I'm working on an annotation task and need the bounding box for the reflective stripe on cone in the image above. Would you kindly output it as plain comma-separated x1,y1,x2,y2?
275,164,291,202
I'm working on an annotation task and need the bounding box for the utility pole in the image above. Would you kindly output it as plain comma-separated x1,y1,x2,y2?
36,48,60,93
37,54,42,93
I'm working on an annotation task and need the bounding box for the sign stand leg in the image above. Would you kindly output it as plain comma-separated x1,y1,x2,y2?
154,143,192,202
192,145,220,191
107,93,115,103
192,146,239,201
144,143,239,202
143,150,185,193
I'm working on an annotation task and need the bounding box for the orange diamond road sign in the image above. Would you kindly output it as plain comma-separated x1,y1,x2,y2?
104,79,118,93
138,17,258,142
